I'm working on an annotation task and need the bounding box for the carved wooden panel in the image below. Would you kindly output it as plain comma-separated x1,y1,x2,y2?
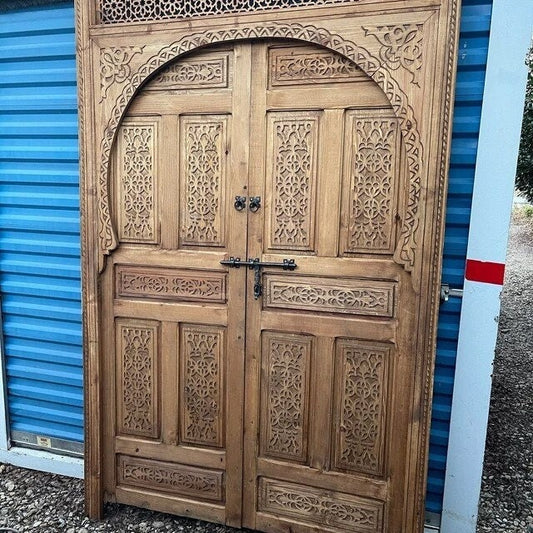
116,121,158,244
146,53,230,91
98,0,358,24
341,110,400,255
118,455,224,502
180,116,228,248
180,325,225,448
260,333,312,463
258,478,384,532
266,112,318,251
116,265,226,303
264,275,395,317
116,321,159,439
269,46,364,87
333,340,390,477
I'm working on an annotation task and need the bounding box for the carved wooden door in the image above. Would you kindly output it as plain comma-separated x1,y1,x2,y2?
242,42,413,533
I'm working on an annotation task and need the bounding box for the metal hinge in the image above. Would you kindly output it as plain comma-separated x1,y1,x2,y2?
440,283,464,302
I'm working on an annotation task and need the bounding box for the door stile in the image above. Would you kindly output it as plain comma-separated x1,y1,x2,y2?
225,42,253,528
242,41,269,530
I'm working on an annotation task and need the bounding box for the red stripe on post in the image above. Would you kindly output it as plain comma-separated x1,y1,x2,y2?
465,259,505,285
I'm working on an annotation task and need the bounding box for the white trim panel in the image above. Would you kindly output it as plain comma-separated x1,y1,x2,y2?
0,447,84,478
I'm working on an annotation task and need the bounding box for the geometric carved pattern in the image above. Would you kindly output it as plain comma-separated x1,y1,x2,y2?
118,122,157,243
270,48,363,86
181,325,224,448
118,455,224,502
117,321,159,439
116,266,226,303
364,24,424,86
334,340,390,477
261,333,311,462
181,117,227,247
344,112,399,254
268,113,318,250
149,56,229,90
258,478,384,533
99,0,358,24
265,275,395,318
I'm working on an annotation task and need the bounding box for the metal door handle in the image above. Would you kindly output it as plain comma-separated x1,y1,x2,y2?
249,196,261,212
234,196,247,211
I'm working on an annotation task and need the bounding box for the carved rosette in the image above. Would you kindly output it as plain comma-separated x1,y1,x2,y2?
364,24,424,86
98,24,424,280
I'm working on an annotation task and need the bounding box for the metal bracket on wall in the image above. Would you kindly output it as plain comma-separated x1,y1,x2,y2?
440,283,464,303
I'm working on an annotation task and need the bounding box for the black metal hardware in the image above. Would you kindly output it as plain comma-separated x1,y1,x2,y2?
220,257,297,299
249,196,261,212
234,196,247,211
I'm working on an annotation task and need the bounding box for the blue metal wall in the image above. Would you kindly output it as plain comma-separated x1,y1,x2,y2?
427,0,492,515
0,3,83,445
0,0,493,516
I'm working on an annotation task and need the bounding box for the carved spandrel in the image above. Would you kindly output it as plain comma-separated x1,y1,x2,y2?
118,455,224,502
261,333,311,463
116,321,159,439
269,47,364,86
342,111,400,255
267,113,318,251
180,116,227,247
265,275,395,318
117,122,158,243
146,55,230,91
258,478,384,532
180,325,225,448
100,46,144,100
116,266,226,303
334,340,390,477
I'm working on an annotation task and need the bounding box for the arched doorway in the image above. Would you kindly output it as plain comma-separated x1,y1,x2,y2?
102,40,414,532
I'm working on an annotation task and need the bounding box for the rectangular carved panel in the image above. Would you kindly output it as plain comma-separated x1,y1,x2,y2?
180,325,225,448
180,116,228,247
266,112,318,252
333,340,390,477
116,320,159,439
116,265,226,303
258,478,384,533
264,275,395,318
341,110,400,254
147,54,229,90
269,46,364,87
117,121,158,243
117,455,224,502
260,332,312,463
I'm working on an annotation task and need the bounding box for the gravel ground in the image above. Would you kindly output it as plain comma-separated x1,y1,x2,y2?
0,213,532,533
477,211,533,533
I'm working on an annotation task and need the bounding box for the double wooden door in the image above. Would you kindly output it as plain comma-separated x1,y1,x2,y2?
103,40,416,533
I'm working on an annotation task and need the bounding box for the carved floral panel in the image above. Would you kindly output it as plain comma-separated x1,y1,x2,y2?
116,265,226,303
258,478,384,532
334,340,390,476
180,116,227,247
116,321,159,439
269,46,363,86
342,110,399,255
265,275,395,318
267,112,318,251
117,121,158,244
261,333,312,462
146,54,230,91
118,455,224,502
180,325,225,448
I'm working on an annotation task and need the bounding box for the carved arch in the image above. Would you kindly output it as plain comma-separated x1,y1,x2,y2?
98,23,423,276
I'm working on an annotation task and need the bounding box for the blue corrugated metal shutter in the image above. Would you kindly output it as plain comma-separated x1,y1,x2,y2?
0,2,83,451
426,0,492,516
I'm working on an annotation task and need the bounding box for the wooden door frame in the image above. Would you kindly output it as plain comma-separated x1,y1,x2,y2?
75,1,460,530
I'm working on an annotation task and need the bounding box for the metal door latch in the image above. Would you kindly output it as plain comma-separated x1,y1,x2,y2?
220,257,297,299
440,283,464,302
